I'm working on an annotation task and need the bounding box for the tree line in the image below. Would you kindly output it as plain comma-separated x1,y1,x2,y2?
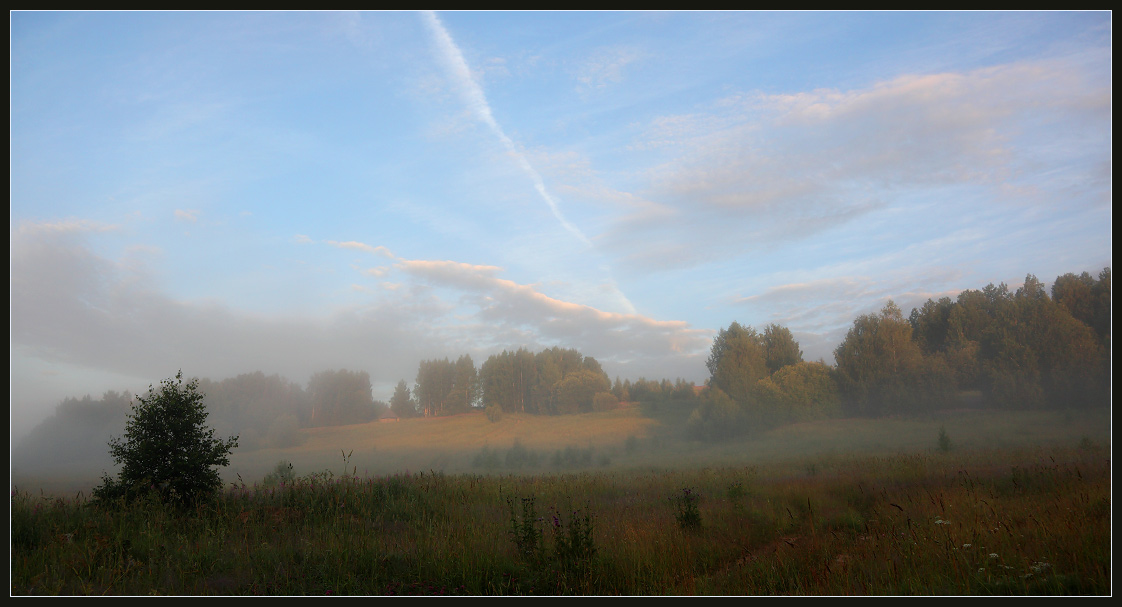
388,347,615,419
686,268,1111,439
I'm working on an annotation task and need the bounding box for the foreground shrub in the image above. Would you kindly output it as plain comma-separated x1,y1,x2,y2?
94,371,238,507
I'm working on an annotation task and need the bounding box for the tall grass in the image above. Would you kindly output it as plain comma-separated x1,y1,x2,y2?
12,442,1110,595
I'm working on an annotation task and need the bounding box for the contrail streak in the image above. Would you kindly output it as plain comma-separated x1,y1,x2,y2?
421,11,592,248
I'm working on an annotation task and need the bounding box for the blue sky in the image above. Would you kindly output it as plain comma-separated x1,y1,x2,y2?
10,11,1111,437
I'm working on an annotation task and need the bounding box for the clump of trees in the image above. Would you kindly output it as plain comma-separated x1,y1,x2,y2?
476,347,611,416
413,355,480,417
834,301,954,416
689,322,838,439
307,369,386,427
903,270,1110,411
14,390,133,472
198,372,310,449
690,268,1110,439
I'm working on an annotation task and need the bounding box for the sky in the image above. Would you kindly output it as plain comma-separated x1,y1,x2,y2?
10,11,1112,439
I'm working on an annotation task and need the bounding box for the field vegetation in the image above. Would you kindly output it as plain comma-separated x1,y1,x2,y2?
11,408,1110,595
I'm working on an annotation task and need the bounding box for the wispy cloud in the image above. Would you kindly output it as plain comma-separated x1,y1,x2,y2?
576,45,644,93
16,219,119,236
326,240,395,257
174,209,200,223
603,57,1111,273
421,11,592,249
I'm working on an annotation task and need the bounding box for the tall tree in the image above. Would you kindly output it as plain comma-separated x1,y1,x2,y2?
414,358,455,417
307,369,379,426
833,301,926,416
763,323,803,374
706,322,768,404
447,354,480,414
389,379,417,418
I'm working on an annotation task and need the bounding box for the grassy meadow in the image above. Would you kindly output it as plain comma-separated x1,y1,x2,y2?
10,405,1112,595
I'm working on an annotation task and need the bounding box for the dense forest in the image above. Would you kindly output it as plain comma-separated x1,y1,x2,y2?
13,268,1111,466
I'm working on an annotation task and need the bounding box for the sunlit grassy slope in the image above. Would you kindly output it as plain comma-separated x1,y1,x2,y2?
225,404,1110,489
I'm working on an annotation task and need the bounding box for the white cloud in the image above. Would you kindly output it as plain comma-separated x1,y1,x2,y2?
393,254,711,363
602,57,1111,273
15,219,119,236
576,45,644,93
326,240,394,257
174,209,200,223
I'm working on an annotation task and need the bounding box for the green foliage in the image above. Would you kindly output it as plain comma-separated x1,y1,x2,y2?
687,387,748,440
673,487,702,530
835,301,936,416
754,361,841,424
763,323,804,374
937,426,952,453
505,439,543,469
414,356,479,417
908,270,1111,411
549,502,597,581
508,496,544,562
591,391,619,412
484,403,503,423
197,372,310,448
726,481,747,501
551,445,594,469
478,347,610,416
263,460,296,486
707,322,769,404
553,368,611,414
390,379,418,418
472,446,502,470
307,369,381,427
94,371,238,506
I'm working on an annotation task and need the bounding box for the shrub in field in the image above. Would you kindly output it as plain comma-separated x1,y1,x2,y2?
93,371,238,506
508,496,544,562
674,487,702,530
550,502,597,581
552,445,594,469
507,495,599,593
473,446,502,470
727,481,747,501
592,391,619,412
505,439,543,469
485,404,503,423
938,425,953,452
263,460,295,486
